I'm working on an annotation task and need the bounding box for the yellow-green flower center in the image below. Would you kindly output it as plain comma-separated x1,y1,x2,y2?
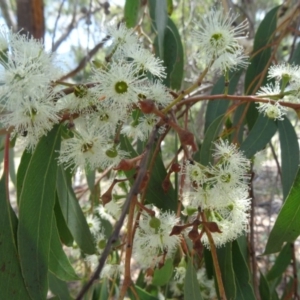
115,81,128,94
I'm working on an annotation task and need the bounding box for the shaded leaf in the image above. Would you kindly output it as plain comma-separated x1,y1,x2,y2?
184,258,203,300
49,217,78,281
267,242,292,281
152,259,173,286
217,243,236,300
233,241,256,300
0,175,31,299
264,166,300,255
259,272,271,300
200,114,224,165
17,125,61,299
56,166,95,254
48,272,71,300
278,116,299,200
240,114,277,158
124,0,140,28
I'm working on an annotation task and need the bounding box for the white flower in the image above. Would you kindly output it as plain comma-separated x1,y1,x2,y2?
97,200,123,222
1,92,60,150
123,45,166,79
193,8,248,71
133,209,181,269
58,118,105,170
100,144,129,169
91,61,146,108
86,214,101,236
0,30,61,110
145,80,173,107
268,63,300,82
174,266,186,283
100,263,123,279
256,82,282,98
257,101,287,121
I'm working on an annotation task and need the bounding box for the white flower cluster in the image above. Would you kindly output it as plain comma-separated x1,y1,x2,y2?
0,29,62,149
133,207,181,269
183,139,251,247
192,8,249,72
256,63,300,120
58,24,172,170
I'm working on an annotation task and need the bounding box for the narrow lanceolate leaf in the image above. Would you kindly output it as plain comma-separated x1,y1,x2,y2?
124,0,140,28
56,166,95,254
259,272,271,300
278,117,299,200
232,241,256,300
152,259,173,286
200,114,224,165
0,175,31,299
155,0,167,59
48,272,71,300
264,168,300,254
17,125,61,300
205,69,243,131
184,259,203,300
49,216,78,281
267,243,292,281
239,115,277,158
217,243,236,300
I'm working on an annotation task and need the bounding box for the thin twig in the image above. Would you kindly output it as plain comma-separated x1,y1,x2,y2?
75,126,159,300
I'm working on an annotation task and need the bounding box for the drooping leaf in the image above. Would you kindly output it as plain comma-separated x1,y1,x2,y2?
267,242,292,281
54,196,74,246
133,285,159,300
56,166,95,254
16,149,32,204
205,69,244,131
49,216,78,281
289,42,300,64
239,114,277,158
264,167,300,254
17,125,61,300
259,272,271,300
232,241,256,300
154,0,167,59
152,259,173,286
217,243,236,300
200,114,224,165
278,116,299,200
48,272,71,300
184,258,203,300
0,175,31,299
124,0,140,28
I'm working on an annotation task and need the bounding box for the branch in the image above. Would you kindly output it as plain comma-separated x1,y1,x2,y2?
75,126,159,300
58,35,110,81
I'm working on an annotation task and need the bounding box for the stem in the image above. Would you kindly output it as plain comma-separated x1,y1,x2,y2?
76,127,159,300
201,212,227,300
118,195,137,300
162,66,210,114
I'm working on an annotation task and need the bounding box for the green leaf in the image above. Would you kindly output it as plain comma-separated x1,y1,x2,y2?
134,285,159,300
289,42,300,64
16,150,32,205
152,259,173,286
9,147,16,186
205,69,243,131
56,166,95,254
244,6,280,95
54,196,74,246
278,117,299,200
232,241,256,300
48,272,71,300
124,0,140,28
167,0,173,15
49,216,78,281
0,175,31,299
264,167,300,255
259,272,271,300
17,125,61,300
200,114,224,165
155,0,167,59
217,243,236,299
164,18,184,90
184,258,203,300
267,243,292,281
240,115,277,158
